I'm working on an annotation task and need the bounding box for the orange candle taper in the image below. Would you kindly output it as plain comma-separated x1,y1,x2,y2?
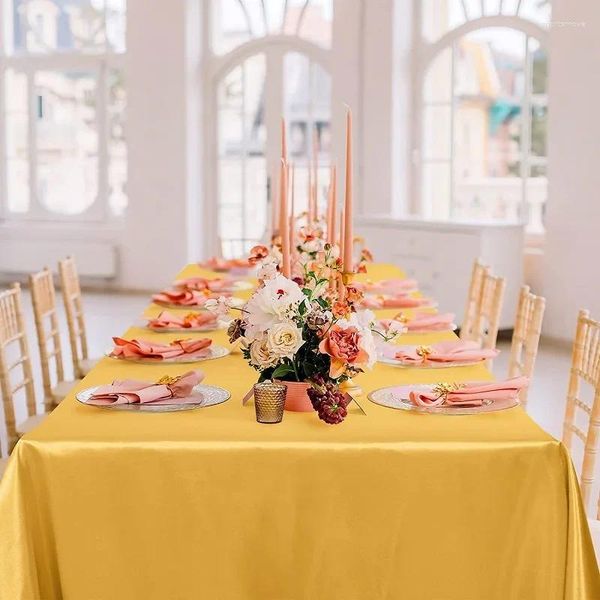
281,117,287,161
313,127,319,220
271,167,279,237
339,207,345,269
289,163,296,257
327,165,337,245
343,108,353,272
279,159,290,277
307,165,313,225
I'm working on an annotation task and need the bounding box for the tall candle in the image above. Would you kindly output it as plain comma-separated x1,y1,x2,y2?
307,165,313,225
313,127,319,220
339,207,345,271
289,163,296,258
281,117,287,161
279,159,290,277
343,108,353,272
271,167,278,237
327,165,337,245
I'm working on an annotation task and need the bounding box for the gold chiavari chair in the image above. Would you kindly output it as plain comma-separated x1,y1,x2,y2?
0,283,48,464
30,268,81,410
507,285,546,406
562,310,600,509
462,269,506,355
460,259,490,342
58,256,99,379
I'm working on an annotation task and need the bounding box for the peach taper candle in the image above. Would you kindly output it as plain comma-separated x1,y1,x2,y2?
279,159,290,277
343,108,353,272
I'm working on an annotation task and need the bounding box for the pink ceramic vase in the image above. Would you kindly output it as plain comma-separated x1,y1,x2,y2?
276,380,314,412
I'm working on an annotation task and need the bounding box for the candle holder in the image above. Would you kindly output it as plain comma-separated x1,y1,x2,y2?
253,381,287,424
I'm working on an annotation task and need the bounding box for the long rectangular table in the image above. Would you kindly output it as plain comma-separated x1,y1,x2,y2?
0,263,598,599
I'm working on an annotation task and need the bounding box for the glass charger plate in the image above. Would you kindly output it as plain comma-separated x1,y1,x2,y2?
76,383,231,412
368,384,519,415
153,297,245,311
377,355,482,368
105,345,230,364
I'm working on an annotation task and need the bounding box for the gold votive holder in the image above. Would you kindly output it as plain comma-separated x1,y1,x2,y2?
253,381,287,424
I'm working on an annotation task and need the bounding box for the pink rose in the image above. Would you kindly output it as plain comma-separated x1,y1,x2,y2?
318,324,369,378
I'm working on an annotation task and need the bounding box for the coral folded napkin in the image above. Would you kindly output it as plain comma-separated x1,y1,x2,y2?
200,257,251,271
357,279,418,294
395,340,499,365
383,312,455,332
87,370,203,405
152,289,213,306
173,277,233,293
363,295,433,309
147,311,218,330
111,337,212,360
409,376,529,407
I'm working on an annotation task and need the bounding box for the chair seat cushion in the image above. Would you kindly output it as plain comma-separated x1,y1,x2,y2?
16,413,47,437
51,379,81,403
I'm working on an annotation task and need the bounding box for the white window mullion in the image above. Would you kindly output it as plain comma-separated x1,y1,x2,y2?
520,35,532,225
240,59,247,252
449,40,457,218
0,65,7,220
97,61,109,221
27,66,42,218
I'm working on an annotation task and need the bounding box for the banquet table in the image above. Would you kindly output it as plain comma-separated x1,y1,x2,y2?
0,263,598,600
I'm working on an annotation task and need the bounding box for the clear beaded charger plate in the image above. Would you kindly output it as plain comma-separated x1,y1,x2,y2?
76,384,231,412
153,297,245,311
368,384,519,415
105,345,230,364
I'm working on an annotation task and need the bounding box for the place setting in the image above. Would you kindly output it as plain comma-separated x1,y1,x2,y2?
76,370,230,413
151,288,245,310
141,310,230,333
377,311,458,335
368,376,529,415
105,336,230,364
377,339,499,368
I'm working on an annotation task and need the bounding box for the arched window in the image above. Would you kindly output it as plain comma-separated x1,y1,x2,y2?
0,0,127,221
206,0,333,258
417,0,549,233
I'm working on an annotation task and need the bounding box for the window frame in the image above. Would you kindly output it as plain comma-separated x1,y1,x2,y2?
0,1,126,224
413,11,549,233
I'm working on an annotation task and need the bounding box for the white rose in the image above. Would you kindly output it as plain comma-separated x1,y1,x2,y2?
249,336,278,370
266,322,304,359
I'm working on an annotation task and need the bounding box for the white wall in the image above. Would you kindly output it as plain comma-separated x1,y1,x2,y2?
121,0,203,290
541,0,600,341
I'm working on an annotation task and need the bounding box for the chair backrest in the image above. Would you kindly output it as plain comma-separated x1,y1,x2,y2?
29,268,66,409
562,309,600,508
462,266,506,353
508,285,546,405
58,256,89,379
0,284,36,451
460,259,490,342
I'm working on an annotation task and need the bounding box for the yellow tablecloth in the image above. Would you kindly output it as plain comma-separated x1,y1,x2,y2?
0,263,598,599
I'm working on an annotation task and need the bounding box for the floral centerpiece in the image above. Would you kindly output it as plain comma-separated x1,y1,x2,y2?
223,244,394,424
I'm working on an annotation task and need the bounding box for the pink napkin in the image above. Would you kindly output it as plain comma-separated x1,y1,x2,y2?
111,337,212,360
147,311,218,330
152,289,212,306
357,279,418,294
409,376,529,407
200,257,251,271
173,277,233,293
87,370,204,405
362,295,433,309
389,312,456,332
395,340,499,365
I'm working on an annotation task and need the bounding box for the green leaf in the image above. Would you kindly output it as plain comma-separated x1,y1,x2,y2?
271,364,295,379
